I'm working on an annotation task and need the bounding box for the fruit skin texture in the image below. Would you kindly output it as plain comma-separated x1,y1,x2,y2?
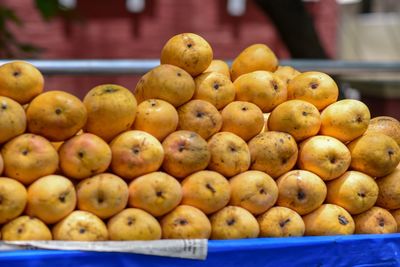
134,64,195,107
0,178,27,224
287,71,338,110
76,173,129,219
348,133,400,178
59,133,112,180
320,99,370,143
26,175,77,224
376,168,400,209
1,216,52,241
365,116,400,147
110,130,164,180
0,61,44,104
161,33,213,77
52,210,108,241
162,130,210,178
303,204,355,236
132,99,178,142
229,170,278,215
354,207,397,234
193,71,235,110
84,84,137,142
221,101,264,142
248,131,298,179
276,170,327,215
233,71,287,113
128,172,182,217
203,59,231,78
231,44,278,81
268,99,321,142
2,133,59,185
257,206,305,237
0,96,26,144
210,206,260,240
274,65,301,86
391,209,400,232
326,171,378,215
177,99,222,140
161,205,211,239
181,170,231,214
298,135,351,181
207,132,250,177
27,90,87,141
107,208,161,240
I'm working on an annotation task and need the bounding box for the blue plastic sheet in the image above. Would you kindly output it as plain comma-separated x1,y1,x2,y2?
1,234,400,267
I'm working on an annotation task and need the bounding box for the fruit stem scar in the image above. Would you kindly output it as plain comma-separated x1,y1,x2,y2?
206,183,216,193
338,215,349,225
78,151,84,158
156,191,163,198
17,227,23,234
279,218,291,228
310,82,318,89
378,218,385,227
259,188,266,194
196,111,204,118
297,190,306,200
357,192,366,198
127,217,135,226
302,111,307,116
187,43,193,48
1,104,7,109
13,71,20,77
55,108,62,115
241,107,248,111
179,219,188,225
226,218,235,226
58,192,67,203
213,83,219,90
79,228,86,234
22,149,29,155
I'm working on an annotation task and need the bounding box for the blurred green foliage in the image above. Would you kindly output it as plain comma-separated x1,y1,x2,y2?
0,0,76,58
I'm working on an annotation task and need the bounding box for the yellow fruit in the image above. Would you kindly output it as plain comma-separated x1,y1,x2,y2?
0,61,43,104
0,96,26,144
161,33,213,76
231,44,278,81
204,59,231,78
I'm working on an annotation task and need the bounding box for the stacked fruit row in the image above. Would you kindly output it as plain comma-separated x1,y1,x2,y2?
0,33,400,241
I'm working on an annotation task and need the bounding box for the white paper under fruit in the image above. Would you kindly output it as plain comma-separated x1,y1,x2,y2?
0,239,208,260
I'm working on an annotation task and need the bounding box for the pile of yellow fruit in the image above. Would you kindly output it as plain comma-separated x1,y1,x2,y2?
0,33,399,241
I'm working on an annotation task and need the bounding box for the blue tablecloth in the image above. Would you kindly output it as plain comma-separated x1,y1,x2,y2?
1,234,400,267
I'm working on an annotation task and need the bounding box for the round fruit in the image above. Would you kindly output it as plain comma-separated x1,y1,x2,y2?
83,84,137,142
365,116,400,147
268,100,321,142
0,178,27,224
287,71,338,110
233,70,287,112
354,207,397,234
134,64,195,107
231,44,278,81
193,71,235,109
1,216,52,241
0,96,26,144
0,61,44,104
161,33,213,76
27,90,87,141
203,59,231,78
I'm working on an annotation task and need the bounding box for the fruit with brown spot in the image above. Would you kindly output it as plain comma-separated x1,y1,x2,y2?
132,99,178,142
276,170,327,215
257,206,305,237
161,205,211,239
177,99,222,139
53,210,108,241
110,130,164,180
248,131,298,178
326,171,378,214
268,100,321,142
1,216,52,241
233,71,287,112
354,207,397,234
162,130,210,178
83,84,137,142
76,173,129,219
207,132,250,177
161,33,213,77
107,208,161,240
181,170,230,214
229,170,278,215
303,204,355,236
221,101,264,141
210,206,259,239
128,172,182,217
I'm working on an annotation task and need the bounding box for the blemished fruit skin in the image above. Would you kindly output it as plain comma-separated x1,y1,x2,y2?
161,33,213,77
